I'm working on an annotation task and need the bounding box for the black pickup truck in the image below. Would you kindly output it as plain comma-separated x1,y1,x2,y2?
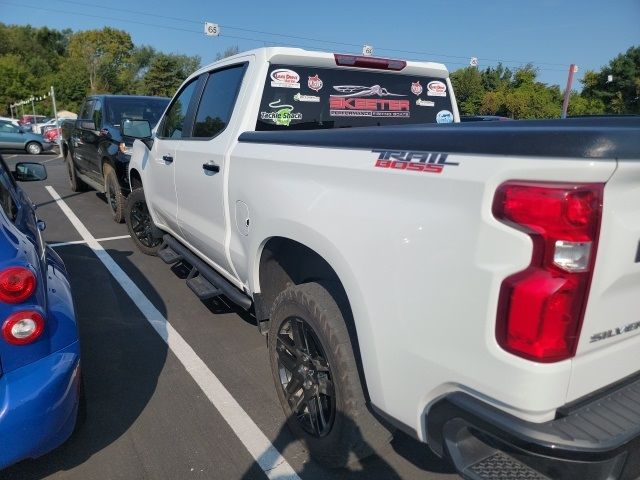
64,95,169,222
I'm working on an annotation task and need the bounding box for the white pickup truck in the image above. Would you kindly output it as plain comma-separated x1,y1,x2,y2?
123,47,640,479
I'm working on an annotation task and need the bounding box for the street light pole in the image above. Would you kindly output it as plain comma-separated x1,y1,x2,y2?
561,64,578,119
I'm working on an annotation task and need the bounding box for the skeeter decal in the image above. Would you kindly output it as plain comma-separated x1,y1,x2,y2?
330,97,410,117
372,150,459,174
332,85,405,98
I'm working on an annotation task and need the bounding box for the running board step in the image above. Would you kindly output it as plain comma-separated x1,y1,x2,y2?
158,246,182,264
186,275,221,300
161,235,252,311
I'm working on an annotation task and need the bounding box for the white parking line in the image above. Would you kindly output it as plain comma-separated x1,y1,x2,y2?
49,234,132,248
45,186,300,480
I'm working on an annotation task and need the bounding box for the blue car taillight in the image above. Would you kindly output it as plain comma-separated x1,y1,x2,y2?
0,267,36,303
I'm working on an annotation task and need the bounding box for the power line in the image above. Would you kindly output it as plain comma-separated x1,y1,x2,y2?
41,0,570,69
0,0,568,72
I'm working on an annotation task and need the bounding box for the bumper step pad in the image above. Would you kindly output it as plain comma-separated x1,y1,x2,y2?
468,452,549,480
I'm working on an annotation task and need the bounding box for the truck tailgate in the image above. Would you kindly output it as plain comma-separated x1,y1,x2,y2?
569,160,640,401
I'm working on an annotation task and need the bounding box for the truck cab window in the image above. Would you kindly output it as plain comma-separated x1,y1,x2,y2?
192,64,246,139
79,100,94,120
92,100,102,128
158,78,199,139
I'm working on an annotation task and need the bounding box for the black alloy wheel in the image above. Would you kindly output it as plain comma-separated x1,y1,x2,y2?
276,316,335,437
268,283,393,468
129,198,161,250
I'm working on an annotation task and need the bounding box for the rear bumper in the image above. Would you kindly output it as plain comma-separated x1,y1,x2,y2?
0,341,80,469
427,376,640,480
42,141,54,152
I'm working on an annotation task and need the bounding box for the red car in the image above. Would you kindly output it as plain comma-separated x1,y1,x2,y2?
43,127,60,143
17,115,49,127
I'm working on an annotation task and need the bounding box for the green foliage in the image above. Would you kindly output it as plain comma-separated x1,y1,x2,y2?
580,46,640,114
66,27,134,93
0,23,200,116
450,67,484,115
138,53,201,97
453,60,609,119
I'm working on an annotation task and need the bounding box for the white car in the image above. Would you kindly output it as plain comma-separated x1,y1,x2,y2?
122,47,640,479
0,116,20,127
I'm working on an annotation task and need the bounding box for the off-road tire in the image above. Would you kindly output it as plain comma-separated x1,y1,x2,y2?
67,151,86,192
268,282,392,468
125,187,162,256
103,164,125,223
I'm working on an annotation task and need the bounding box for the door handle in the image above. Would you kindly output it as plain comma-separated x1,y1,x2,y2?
202,162,220,173
162,155,173,163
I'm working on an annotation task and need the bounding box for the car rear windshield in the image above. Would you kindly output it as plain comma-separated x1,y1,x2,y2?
106,98,170,128
256,64,454,131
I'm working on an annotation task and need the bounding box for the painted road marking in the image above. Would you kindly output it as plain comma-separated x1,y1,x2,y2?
49,234,132,248
45,186,300,480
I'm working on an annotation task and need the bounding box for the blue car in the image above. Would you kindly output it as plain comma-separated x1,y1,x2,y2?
0,154,81,469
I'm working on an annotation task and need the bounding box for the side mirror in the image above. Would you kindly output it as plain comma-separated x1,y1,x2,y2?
13,162,47,182
122,118,153,150
80,120,96,130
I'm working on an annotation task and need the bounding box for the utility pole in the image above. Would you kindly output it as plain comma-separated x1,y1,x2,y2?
30,97,37,123
50,86,60,146
561,64,578,119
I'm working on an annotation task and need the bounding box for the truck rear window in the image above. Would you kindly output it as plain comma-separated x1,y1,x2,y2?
256,64,454,131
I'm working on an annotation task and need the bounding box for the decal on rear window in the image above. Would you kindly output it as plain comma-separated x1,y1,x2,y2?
307,74,323,91
257,64,454,131
270,69,300,89
427,80,447,97
294,93,320,103
416,99,435,107
260,100,302,126
436,110,454,123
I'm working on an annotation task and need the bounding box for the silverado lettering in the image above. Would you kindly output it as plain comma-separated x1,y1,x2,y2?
590,321,640,343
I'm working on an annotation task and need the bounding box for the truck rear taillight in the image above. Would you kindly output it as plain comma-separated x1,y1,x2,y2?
0,266,36,303
2,310,44,345
333,54,406,71
492,182,604,362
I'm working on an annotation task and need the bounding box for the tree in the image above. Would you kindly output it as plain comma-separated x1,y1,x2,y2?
581,46,640,114
481,63,513,92
215,46,240,61
139,53,201,97
0,55,38,113
450,67,484,115
67,28,134,93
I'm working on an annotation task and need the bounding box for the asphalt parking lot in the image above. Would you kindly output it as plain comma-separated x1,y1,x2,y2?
0,149,459,480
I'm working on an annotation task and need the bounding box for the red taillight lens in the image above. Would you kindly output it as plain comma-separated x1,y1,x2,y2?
0,267,36,303
2,310,44,345
493,182,603,362
333,53,406,71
